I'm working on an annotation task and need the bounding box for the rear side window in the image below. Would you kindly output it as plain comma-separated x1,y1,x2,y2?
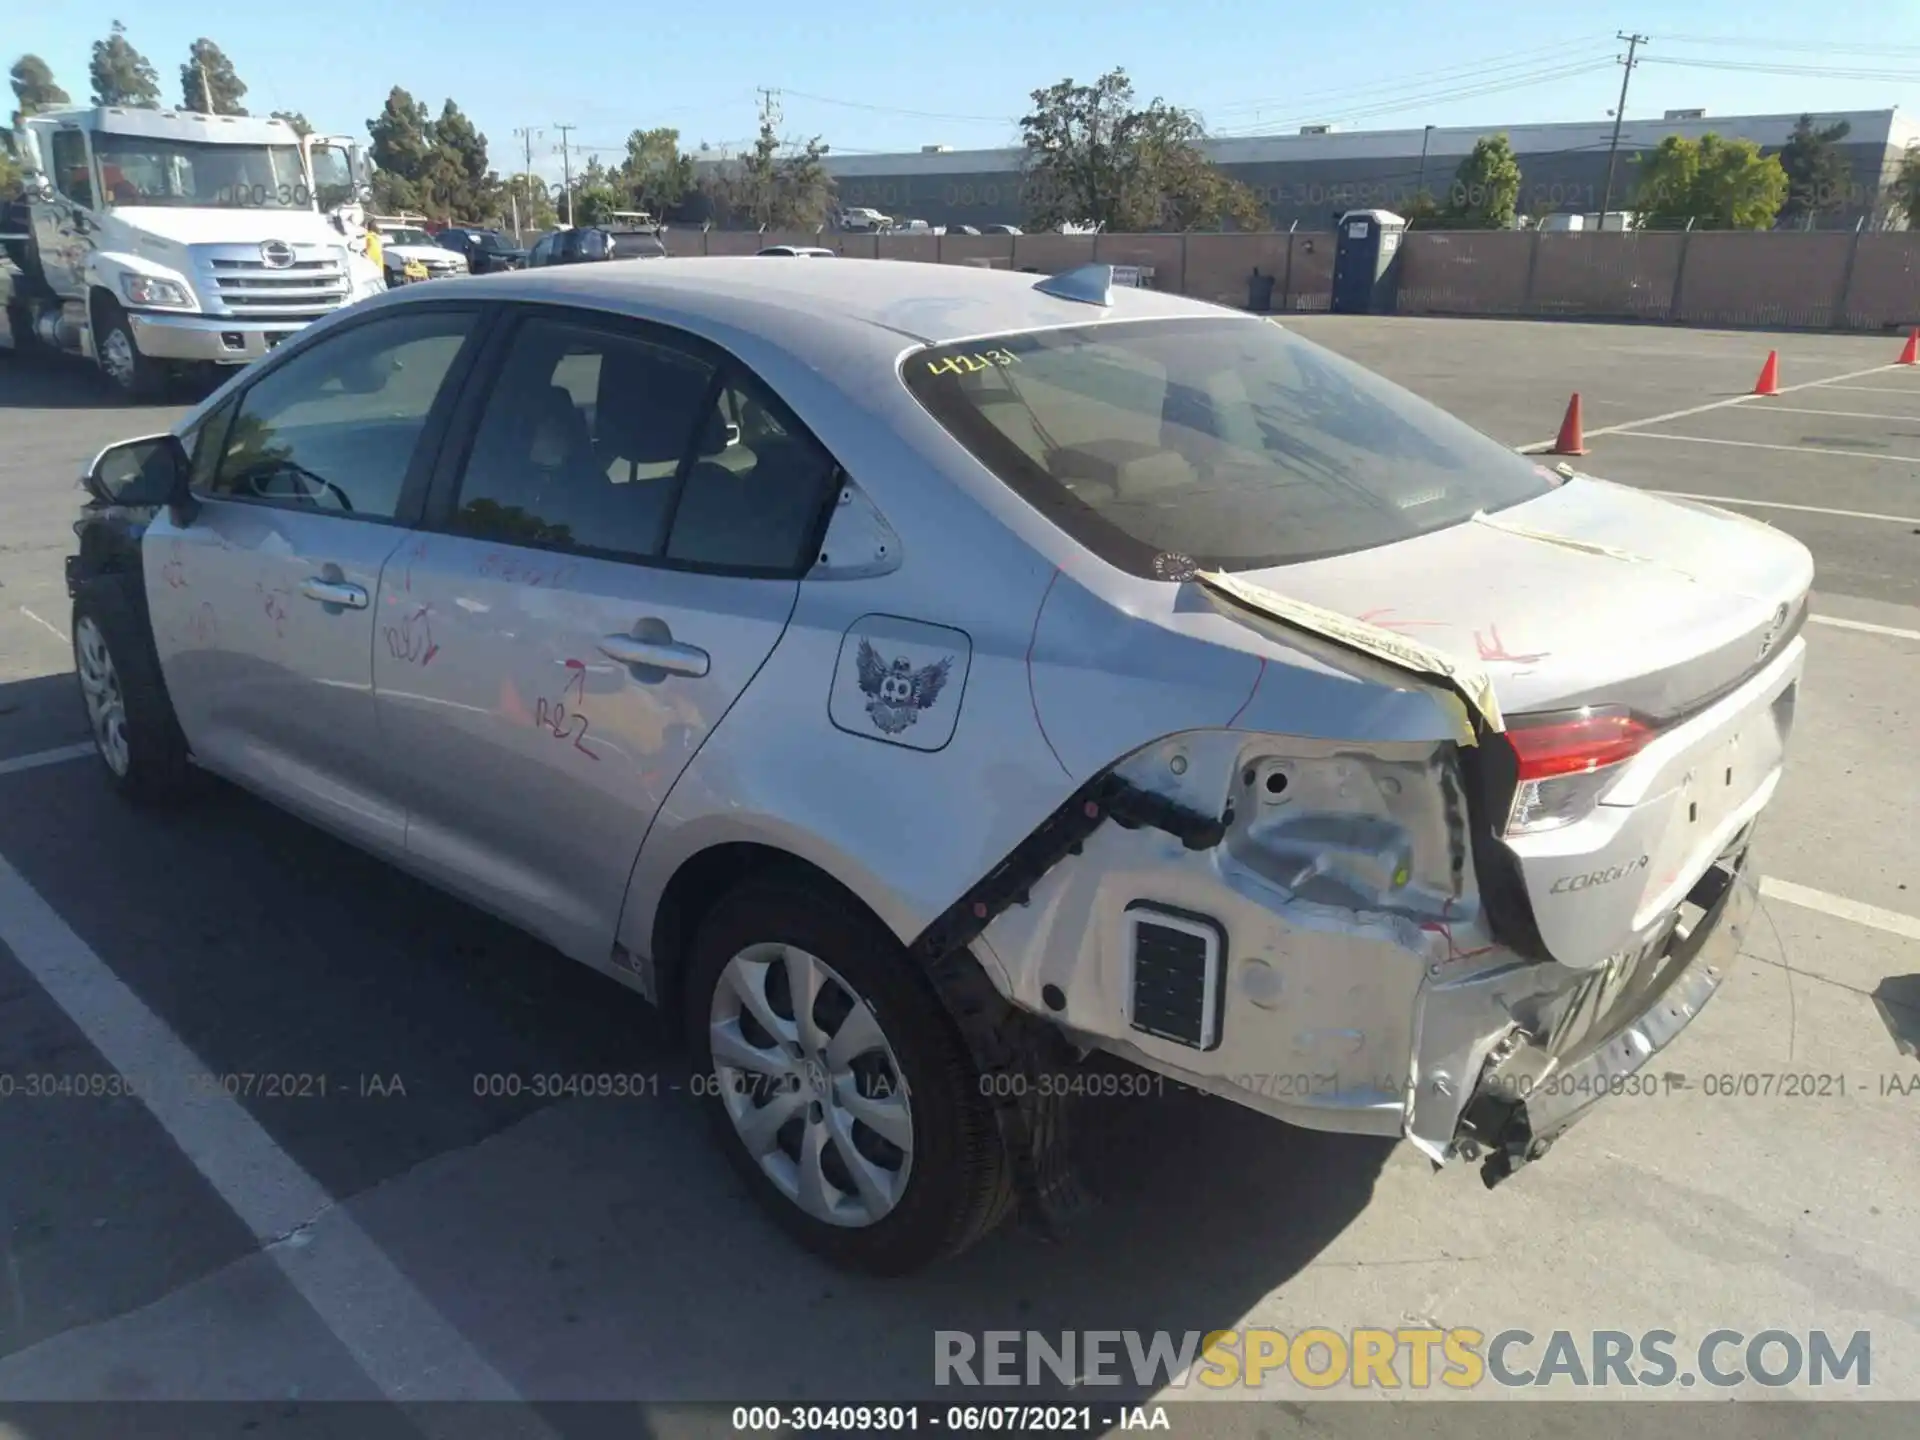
903,317,1556,576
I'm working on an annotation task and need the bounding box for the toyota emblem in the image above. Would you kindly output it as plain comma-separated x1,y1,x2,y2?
1758,602,1789,661
260,240,295,269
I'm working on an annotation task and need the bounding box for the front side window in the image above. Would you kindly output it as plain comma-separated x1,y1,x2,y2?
49,131,94,208
91,134,310,210
206,309,477,519
903,316,1556,576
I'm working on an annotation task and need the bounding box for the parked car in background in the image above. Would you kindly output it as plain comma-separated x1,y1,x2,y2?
982,223,1023,236
65,258,1808,1275
437,226,528,274
756,245,836,257
946,225,982,236
835,206,891,231
527,227,669,268
375,225,467,286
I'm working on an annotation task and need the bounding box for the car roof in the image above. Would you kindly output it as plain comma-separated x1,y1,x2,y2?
411,255,1226,345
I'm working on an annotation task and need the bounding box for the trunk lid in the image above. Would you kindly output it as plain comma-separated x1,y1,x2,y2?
1230,477,1812,721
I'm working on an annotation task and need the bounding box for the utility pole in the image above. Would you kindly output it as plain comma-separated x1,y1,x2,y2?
756,87,782,132
1416,124,1434,195
1600,32,1649,224
513,126,541,236
197,59,214,114
555,123,577,226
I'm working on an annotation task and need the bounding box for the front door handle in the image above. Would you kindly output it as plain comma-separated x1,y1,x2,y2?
299,577,368,609
598,633,709,678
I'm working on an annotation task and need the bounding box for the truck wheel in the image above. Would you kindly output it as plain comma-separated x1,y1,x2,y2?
684,874,1013,1275
71,577,196,804
90,294,168,401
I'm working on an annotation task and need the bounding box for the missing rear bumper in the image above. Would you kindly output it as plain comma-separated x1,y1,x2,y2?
1456,846,1756,1187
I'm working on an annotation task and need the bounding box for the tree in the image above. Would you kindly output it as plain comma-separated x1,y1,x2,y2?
89,21,160,108
423,99,497,221
368,87,434,187
616,127,695,218
505,174,558,233
1632,132,1788,230
573,185,620,226
735,119,835,229
1018,69,1264,232
1400,190,1443,229
1777,114,1853,229
271,110,312,138
1441,134,1522,228
11,54,72,126
1888,146,1920,230
180,38,247,115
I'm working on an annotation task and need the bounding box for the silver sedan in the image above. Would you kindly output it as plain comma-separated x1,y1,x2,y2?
67,258,1810,1274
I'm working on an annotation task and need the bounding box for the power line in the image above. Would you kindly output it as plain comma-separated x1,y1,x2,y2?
1205,36,1617,120
1641,55,1920,81
1210,57,1619,136
1601,32,1650,222
1655,33,1920,56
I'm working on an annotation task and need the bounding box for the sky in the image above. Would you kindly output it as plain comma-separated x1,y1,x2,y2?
11,2,1920,184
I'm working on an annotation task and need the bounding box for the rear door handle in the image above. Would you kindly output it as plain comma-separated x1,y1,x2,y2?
299,577,368,609
598,633,709,678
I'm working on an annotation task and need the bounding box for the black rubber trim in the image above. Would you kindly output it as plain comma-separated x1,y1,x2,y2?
908,772,1230,966
1454,721,1551,965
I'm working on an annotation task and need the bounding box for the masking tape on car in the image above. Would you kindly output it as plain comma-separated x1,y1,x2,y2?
1471,509,1700,583
1194,569,1504,738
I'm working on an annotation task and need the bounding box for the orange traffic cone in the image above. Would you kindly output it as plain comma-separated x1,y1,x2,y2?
1550,393,1588,455
1753,350,1782,396
1899,328,1919,366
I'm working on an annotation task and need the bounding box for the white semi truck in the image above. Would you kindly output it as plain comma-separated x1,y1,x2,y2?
1,106,381,398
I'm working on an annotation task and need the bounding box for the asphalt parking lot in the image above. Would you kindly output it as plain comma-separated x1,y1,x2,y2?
1,316,1917,1437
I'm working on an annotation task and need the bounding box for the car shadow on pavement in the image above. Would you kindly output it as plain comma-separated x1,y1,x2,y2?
0,670,90,761
0,354,209,411
0,708,1393,1408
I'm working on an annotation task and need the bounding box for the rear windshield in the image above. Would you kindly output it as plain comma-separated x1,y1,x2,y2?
903,316,1556,576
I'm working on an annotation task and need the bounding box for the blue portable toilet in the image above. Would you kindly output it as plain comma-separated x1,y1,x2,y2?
1330,209,1407,314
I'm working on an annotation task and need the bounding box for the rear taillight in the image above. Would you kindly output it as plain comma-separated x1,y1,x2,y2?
1504,707,1657,836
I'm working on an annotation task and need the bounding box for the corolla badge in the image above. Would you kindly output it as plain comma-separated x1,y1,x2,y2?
1758,602,1790,661
260,240,296,268
855,638,951,735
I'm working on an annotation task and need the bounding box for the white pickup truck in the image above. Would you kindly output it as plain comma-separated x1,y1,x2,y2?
1,106,380,398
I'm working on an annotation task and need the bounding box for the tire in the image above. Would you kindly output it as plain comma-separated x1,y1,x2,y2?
684,875,1012,1275
90,293,168,401
71,577,196,804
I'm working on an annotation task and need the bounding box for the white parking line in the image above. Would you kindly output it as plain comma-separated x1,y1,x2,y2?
1651,492,1920,526
0,855,553,1424
1806,383,1920,395
1518,361,1911,451
0,743,96,778
1621,432,1920,464
1807,614,1920,642
1762,876,1920,943
1755,404,1920,422
17,607,68,646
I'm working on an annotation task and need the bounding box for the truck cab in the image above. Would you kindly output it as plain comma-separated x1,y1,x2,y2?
1,107,380,398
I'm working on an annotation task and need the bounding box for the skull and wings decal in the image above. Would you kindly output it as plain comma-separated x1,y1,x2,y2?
855,638,953,735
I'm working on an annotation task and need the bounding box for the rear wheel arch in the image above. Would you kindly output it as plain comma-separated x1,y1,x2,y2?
647,842,899,1024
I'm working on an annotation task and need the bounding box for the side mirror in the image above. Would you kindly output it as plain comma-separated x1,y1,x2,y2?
24,171,55,202
356,183,374,204
82,434,192,512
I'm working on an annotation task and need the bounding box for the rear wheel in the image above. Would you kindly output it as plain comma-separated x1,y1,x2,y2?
684,876,1012,1275
71,578,195,804
90,293,168,401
